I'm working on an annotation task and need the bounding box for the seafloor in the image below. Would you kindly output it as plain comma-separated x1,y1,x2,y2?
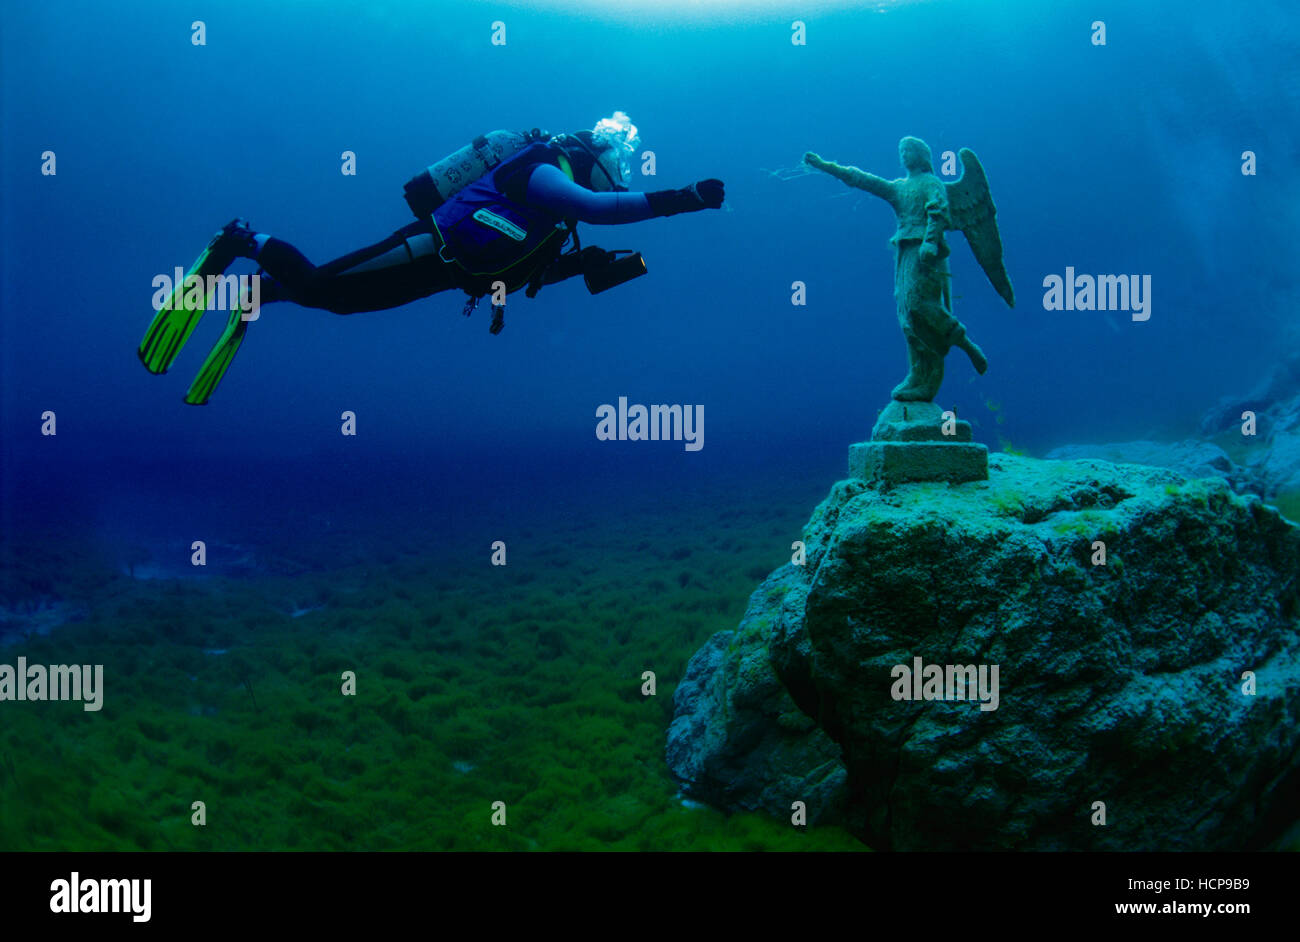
7,422,1298,851
0,454,865,851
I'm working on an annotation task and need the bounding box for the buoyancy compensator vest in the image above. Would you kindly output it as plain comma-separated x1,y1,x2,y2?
403,130,577,298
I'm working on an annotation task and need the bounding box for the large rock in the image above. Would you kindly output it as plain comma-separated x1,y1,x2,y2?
1042,351,1300,510
1045,440,1250,491
666,571,848,824
1195,352,1300,502
1199,350,1300,438
1256,428,1300,498
1045,426,1300,510
668,453,1300,850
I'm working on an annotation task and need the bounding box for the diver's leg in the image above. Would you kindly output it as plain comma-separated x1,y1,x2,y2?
299,255,459,314
253,237,318,295
243,222,458,314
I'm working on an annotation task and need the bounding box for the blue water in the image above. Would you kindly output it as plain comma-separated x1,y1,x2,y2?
3,0,1300,856
2,0,1297,584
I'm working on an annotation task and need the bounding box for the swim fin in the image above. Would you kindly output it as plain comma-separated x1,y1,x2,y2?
137,219,248,374
184,301,250,405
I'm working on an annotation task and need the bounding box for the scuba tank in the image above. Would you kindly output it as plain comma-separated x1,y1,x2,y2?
401,125,649,334
403,128,549,219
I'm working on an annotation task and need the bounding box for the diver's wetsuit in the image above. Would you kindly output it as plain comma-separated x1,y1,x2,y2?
256,157,655,315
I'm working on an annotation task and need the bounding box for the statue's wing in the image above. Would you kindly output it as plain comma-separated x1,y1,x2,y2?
945,148,1015,308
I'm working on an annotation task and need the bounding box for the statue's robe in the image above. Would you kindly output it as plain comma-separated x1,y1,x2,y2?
815,162,965,400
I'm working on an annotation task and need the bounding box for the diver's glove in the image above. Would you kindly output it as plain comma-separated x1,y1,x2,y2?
645,179,725,217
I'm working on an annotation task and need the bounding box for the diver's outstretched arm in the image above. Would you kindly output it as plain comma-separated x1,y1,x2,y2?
525,164,726,224
803,152,896,203
526,164,656,224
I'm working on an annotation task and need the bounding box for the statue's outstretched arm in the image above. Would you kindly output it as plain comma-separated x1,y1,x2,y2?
803,152,895,203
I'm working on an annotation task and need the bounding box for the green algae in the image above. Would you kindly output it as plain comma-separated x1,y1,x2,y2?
0,492,864,852
1269,490,1300,524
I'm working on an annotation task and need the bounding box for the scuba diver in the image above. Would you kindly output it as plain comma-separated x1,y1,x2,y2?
139,112,726,404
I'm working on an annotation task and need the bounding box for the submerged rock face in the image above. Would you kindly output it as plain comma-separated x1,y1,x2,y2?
1051,353,1300,508
1045,441,1250,491
668,454,1300,850
665,573,848,824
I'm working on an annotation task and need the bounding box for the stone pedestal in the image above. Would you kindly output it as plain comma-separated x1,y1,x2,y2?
849,400,988,485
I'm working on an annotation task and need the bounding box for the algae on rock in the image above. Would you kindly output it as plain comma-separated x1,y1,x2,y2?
668,454,1300,850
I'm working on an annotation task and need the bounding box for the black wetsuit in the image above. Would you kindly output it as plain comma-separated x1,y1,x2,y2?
257,221,455,314
254,148,655,315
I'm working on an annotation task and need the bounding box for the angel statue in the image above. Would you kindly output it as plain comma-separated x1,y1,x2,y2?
804,137,1015,402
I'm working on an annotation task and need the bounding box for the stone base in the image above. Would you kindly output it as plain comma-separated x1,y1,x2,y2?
849,440,989,486
871,400,973,442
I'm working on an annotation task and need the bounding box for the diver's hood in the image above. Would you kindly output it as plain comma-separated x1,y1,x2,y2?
552,130,629,192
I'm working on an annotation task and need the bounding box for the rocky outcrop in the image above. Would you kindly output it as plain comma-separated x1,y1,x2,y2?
665,573,848,824
1043,352,1300,509
1199,351,1300,440
1051,354,1300,507
1044,440,1251,491
668,454,1300,850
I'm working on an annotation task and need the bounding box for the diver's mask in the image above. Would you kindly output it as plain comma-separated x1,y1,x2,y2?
589,145,632,192
556,131,628,193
